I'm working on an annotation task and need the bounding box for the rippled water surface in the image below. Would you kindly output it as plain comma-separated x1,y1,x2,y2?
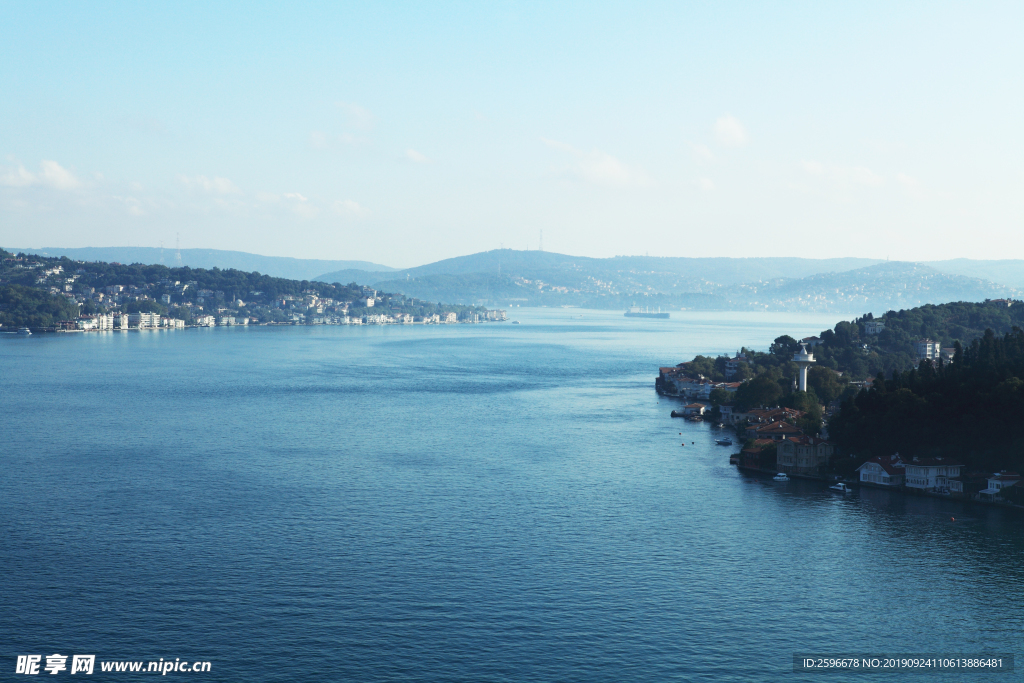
2,309,1022,681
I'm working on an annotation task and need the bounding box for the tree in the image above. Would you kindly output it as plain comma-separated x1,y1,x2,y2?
708,387,731,406
733,375,783,411
770,335,799,360
807,366,843,404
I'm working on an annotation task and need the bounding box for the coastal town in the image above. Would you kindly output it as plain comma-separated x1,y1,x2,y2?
658,323,1024,508
0,250,507,332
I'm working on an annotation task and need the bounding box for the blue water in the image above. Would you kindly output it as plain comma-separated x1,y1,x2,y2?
2,309,1022,682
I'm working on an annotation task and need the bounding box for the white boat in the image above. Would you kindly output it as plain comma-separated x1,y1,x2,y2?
715,438,733,446
17,327,32,335
773,472,790,482
829,482,851,493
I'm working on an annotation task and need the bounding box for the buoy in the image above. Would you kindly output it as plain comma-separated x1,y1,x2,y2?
951,517,955,522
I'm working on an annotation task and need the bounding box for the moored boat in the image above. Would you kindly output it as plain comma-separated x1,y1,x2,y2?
715,438,733,446
829,482,851,493
773,472,790,482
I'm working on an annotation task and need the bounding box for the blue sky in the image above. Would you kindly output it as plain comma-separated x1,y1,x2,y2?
1,1,1021,267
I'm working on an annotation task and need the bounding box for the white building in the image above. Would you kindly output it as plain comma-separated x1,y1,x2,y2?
915,339,941,360
129,312,161,328
904,457,963,493
444,312,458,323
864,320,886,335
196,315,216,327
856,454,905,487
980,471,1021,499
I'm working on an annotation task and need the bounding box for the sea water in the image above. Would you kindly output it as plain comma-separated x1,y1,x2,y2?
2,309,1022,681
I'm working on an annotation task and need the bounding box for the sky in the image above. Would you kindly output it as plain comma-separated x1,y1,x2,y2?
1,1,1022,268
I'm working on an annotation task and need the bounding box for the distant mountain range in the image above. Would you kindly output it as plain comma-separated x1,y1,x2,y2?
8,245,1023,313
315,250,1022,313
6,246,395,282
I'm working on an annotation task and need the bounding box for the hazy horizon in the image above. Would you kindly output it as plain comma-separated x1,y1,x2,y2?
2,3,1022,268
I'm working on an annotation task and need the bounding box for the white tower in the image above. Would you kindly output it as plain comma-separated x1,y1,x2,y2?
793,343,815,392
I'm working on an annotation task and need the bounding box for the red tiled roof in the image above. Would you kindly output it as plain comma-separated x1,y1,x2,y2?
755,422,802,435
784,435,831,447
907,457,964,468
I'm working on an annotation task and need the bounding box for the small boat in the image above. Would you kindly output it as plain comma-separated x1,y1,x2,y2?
715,438,733,446
773,472,790,482
511,321,520,324
17,327,32,335
829,482,851,493
670,410,684,418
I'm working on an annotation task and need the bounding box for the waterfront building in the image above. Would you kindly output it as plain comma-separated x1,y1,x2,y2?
776,436,833,476
746,421,803,441
739,439,777,471
979,471,1021,500
856,454,905,487
682,404,705,416
129,312,161,328
904,457,963,493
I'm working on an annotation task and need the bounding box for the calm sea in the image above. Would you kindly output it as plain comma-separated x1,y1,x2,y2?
2,309,1022,682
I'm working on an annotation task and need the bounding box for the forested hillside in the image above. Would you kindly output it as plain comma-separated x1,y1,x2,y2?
830,329,1024,473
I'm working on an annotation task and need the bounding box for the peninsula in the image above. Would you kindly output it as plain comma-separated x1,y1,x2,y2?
659,299,1024,506
0,248,505,332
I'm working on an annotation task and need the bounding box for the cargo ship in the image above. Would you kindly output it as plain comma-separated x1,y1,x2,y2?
624,306,669,319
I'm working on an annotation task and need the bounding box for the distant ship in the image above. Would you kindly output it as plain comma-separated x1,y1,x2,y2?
17,327,32,335
624,306,669,319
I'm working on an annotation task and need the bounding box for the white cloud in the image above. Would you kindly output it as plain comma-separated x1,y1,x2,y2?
336,102,374,129
334,199,368,216
691,144,716,162
113,196,145,216
309,131,329,149
284,192,308,202
179,175,241,194
39,160,81,189
0,160,81,190
848,166,883,186
406,148,429,163
0,164,36,187
697,178,716,192
541,138,649,187
714,115,748,147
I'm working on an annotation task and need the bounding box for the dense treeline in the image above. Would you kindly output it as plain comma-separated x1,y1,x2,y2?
830,329,1024,473
0,285,80,328
686,300,1024,386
